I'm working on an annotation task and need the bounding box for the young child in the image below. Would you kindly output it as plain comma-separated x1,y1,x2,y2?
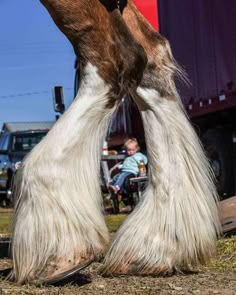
109,138,147,193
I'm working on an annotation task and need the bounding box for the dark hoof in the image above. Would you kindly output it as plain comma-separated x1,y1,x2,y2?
40,259,94,285
0,267,12,279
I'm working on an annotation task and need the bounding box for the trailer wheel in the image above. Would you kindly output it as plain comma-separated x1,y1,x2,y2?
201,129,234,198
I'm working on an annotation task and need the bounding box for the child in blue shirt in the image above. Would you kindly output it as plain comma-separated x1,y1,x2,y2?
109,138,147,193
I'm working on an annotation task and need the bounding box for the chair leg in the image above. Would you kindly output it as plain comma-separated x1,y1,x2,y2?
111,193,120,214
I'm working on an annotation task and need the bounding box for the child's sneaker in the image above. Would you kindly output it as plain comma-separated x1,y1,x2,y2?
109,185,120,194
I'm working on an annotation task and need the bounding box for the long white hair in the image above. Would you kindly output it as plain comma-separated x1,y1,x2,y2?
11,63,116,283
102,1,221,274
103,89,221,274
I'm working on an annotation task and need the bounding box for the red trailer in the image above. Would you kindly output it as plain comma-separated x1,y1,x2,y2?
132,0,236,198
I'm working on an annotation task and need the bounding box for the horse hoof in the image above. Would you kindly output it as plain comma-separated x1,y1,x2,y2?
0,267,12,279
39,259,94,284
102,263,171,277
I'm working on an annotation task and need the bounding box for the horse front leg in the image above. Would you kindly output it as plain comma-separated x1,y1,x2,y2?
102,0,221,275
11,0,147,284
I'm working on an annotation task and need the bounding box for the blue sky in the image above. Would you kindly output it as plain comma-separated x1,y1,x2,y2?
0,0,75,129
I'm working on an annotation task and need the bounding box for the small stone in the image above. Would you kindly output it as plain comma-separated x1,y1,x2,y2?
168,283,183,291
173,286,183,291
192,290,201,294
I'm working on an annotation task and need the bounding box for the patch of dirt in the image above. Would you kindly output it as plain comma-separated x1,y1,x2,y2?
0,258,235,294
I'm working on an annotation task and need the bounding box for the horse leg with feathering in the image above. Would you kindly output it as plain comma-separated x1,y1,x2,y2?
10,0,147,284
102,0,221,275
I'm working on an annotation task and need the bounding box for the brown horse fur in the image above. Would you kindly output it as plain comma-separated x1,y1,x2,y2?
10,0,221,283
40,0,147,97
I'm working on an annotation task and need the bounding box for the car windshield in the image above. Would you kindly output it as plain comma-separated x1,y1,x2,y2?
12,132,48,152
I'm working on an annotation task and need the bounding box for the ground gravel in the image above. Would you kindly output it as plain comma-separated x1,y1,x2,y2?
0,258,235,295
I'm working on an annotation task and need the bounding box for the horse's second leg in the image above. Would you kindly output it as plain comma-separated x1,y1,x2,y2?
102,0,221,275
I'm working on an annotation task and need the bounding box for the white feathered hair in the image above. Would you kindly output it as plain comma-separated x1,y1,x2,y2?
102,2,221,272
11,63,116,284
103,88,221,274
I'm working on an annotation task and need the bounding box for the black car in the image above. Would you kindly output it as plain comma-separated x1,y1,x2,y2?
0,122,54,206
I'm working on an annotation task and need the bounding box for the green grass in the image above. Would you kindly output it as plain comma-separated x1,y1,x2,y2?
0,209,127,235
105,214,127,232
208,235,236,272
0,209,14,234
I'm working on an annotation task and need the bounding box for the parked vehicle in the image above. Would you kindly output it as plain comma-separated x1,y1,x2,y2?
0,122,54,206
53,0,236,198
